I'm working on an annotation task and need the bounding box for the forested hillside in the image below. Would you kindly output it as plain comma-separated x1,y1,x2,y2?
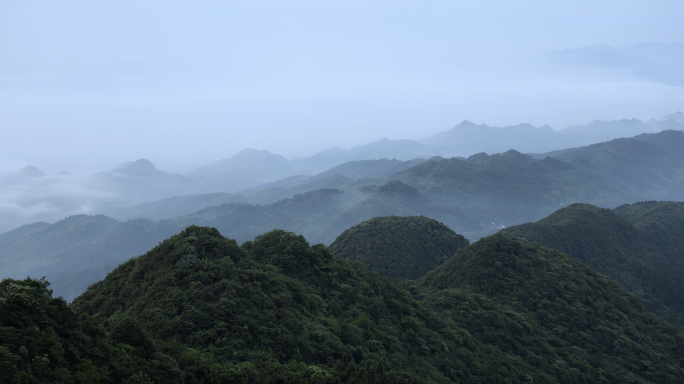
11,225,675,382
417,234,684,383
0,189,477,301
0,277,184,383
329,216,469,280
500,202,684,330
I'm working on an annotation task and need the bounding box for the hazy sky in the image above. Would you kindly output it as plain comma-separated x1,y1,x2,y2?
2,0,683,173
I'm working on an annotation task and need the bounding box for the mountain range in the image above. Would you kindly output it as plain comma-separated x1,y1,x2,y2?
3,130,684,302
1,112,681,235
5,220,684,382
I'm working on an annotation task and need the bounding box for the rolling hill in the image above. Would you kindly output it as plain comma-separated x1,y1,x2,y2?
329,216,469,280
499,202,684,330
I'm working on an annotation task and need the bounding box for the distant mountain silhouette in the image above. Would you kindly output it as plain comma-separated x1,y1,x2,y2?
421,120,564,155
19,165,48,178
187,149,299,190
86,158,218,200
111,158,167,178
559,118,655,145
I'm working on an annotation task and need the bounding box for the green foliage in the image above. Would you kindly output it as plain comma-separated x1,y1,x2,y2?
0,277,182,384
500,202,684,330
72,226,479,383
329,216,469,280
62,225,684,382
419,234,684,383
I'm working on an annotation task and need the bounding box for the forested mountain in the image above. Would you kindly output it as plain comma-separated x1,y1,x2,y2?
499,201,684,330
6,225,680,382
389,130,684,225
0,277,185,383
113,159,429,219
4,130,684,302
329,216,469,280
149,129,684,232
185,114,680,193
0,189,478,301
1,114,679,236
417,234,684,383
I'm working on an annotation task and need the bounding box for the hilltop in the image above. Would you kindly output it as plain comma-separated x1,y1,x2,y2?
417,234,684,382
16,225,674,382
500,202,684,330
329,216,469,280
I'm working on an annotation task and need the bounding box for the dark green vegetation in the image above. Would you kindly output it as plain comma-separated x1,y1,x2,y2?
329,216,469,280
0,277,185,383
417,234,684,383
500,201,684,330
5,226,683,382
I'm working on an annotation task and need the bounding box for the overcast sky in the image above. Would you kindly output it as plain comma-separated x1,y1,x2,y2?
2,0,683,173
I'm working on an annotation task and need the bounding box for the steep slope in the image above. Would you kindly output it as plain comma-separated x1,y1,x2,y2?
419,234,684,383
329,216,469,280
499,202,684,330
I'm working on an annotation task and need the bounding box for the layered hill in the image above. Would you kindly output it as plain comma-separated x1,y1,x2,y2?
4,130,684,302
329,216,469,280
500,202,684,330
390,130,684,225
0,188,478,300
61,226,684,382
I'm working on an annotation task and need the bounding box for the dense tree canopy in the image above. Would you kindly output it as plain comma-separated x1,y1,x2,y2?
500,202,684,330
329,216,469,280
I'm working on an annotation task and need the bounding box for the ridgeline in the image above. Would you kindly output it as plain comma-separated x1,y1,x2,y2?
4,224,683,383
